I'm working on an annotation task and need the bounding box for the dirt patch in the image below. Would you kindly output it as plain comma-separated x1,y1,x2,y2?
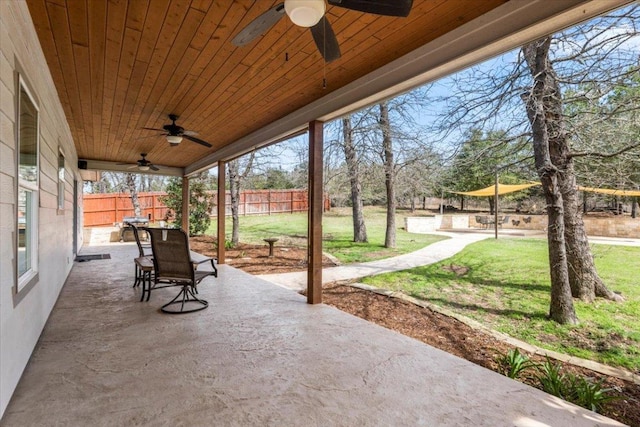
191,236,639,425
189,236,337,274
442,264,470,276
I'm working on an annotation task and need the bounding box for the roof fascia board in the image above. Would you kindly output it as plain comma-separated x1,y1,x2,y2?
186,0,631,176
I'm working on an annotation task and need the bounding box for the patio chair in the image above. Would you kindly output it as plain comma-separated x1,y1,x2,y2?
146,228,213,314
475,215,490,229
126,222,152,290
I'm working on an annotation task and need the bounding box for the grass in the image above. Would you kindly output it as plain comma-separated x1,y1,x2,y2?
206,206,447,263
362,238,640,371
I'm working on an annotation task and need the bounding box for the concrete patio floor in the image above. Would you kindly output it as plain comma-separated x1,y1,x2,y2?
1,243,623,426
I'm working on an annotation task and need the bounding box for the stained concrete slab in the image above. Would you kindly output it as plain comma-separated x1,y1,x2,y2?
1,243,623,426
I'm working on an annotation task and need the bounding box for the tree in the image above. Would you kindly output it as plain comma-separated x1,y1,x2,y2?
432,5,639,323
379,101,397,248
442,129,534,213
341,115,368,242
162,173,212,236
522,38,578,324
124,173,141,217
371,89,437,248
227,152,255,246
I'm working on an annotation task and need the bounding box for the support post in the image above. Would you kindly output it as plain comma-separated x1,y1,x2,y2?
494,171,499,239
182,176,190,233
217,161,226,264
307,121,324,304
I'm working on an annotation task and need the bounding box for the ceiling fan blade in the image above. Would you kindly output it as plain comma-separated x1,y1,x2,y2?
328,0,413,17
142,127,165,131
183,134,213,148
150,165,160,171
310,16,341,63
127,165,138,169
232,3,286,47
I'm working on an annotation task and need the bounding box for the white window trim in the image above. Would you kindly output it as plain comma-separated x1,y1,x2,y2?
16,74,40,294
58,147,66,212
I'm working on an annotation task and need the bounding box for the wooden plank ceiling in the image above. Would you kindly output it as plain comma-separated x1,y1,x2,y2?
26,0,506,169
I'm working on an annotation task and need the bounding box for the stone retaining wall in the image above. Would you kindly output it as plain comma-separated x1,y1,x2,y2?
407,214,639,238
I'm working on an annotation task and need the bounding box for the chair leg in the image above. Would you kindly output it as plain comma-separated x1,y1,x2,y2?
161,285,208,314
134,264,140,288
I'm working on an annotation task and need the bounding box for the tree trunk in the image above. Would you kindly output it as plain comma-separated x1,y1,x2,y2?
525,37,622,305
125,173,141,217
522,38,577,325
561,167,624,302
227,160,240,246
342,117,368,243
379,102,396,248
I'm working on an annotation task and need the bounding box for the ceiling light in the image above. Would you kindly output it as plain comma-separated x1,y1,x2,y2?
166,135,183,145
285,0,325,27
138,165,150,171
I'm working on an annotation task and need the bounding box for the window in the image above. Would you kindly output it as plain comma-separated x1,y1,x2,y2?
16,76,39,291
58,150,65,211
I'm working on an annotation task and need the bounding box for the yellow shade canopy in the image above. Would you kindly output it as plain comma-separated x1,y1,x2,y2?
578,186,640,197
451,182,540,197
452,182,640,198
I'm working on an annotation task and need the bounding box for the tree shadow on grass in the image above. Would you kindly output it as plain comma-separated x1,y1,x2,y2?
407,267,550,294
422,296,548,321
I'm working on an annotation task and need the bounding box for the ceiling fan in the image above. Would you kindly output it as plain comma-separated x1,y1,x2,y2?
118,153,159,172
232,0,413,62
143,114,212,148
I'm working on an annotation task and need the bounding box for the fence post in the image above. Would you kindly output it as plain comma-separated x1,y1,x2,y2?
151,194,156,222
114,194,119,225
268,190,271,216
291,190,294,214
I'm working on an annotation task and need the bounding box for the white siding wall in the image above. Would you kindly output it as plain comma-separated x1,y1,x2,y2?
0,1,82,417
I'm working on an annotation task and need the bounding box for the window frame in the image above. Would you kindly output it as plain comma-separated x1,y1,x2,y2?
15,73,40,295
57,148,65,212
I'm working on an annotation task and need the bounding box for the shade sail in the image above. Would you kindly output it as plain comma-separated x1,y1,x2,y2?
451,182,540,197
578,186,640,197
452,182,640,197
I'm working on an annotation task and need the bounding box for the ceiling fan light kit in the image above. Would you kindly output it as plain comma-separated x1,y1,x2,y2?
142,114,212,148
232,1,413,63
166,135,183,145
138,165,150,171
285,0,325,27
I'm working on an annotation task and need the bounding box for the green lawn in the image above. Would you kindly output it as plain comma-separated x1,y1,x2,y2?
362,238,640,371
207,206,447,263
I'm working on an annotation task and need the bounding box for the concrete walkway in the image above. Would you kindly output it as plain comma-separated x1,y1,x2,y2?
259,231,491,290
259,230,640,291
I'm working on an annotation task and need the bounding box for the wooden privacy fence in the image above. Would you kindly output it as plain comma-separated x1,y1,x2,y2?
84,189,330,226
83,192,169,227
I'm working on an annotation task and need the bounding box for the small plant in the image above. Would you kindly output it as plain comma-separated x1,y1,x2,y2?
536,357,567,398
497,348,536,380
534,357,618,413
567,375,618,413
